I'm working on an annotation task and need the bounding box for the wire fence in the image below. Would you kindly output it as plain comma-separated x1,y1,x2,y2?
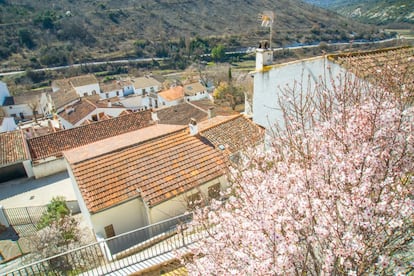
5,213,196,276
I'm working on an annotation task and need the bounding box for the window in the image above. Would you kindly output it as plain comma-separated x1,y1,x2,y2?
105,93,109,99
104,224,115,238
116,91,119,96
91,114,98,121
83,92,88,97
208,183,221,199
187,192,201,209
92,90,97,95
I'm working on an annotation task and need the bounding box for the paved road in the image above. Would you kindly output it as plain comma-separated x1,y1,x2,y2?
0,171,76,208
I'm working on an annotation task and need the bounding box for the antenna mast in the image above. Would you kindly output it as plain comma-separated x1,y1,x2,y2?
260,11,274,49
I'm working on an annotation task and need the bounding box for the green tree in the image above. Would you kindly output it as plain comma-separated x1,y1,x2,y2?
211,44,225,62
37,196,70,229
18,28,35,49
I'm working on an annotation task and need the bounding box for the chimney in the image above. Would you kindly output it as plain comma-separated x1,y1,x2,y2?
207,107,215,119
107,101,112,107
189,118,198,135
256,40,273,71
151,111,159,124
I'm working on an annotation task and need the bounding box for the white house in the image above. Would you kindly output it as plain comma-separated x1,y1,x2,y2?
251,45,414,130
99,79,135,99
26,110,153,179
52,74,100,98
57,98,128,129
63,114,263,247
40,87,80,116
2,92,43,122
183,82,209,102
129,76,162,96
157,86,184,107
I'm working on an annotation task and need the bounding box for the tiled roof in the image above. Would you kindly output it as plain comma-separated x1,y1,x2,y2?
100,81,124,93
183,82,206,96
156,102,208,125
49,88,79,109
52,79,73,92
329,46,414,91
130,76,162,90
27,110,153,161
65,124,228,213
58,99,97,125
199,115,264,154
13,91,42,105
68,74,98,87
189,99,240,116
0,130,29,167
158,86,184,101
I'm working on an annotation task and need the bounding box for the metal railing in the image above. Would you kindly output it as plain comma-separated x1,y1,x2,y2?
5,213,196,276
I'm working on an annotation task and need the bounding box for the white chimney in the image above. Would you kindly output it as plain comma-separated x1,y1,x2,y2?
207,107,215,119
256,40,273,71
189,118,198,135
151,112,159,123
107,101,112,107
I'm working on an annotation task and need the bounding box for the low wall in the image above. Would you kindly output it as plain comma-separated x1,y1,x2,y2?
32,158,67,179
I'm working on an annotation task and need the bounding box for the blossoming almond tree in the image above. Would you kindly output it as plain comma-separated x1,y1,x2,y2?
183,61,414,275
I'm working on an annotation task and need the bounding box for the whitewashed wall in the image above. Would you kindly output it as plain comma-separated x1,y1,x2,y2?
252,56,345,130
148,175,228,224
74,83,100,97
32,158,67,179
91,198,148,238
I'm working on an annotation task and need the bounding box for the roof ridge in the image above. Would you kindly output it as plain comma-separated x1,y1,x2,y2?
27,109,152,141
71,126,188,165
327,46,412,61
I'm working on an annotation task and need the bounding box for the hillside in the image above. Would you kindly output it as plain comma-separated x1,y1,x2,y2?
304,0,414,26
0,0,391,71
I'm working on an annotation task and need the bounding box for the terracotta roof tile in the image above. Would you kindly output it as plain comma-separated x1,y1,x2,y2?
199,115,264,154
58,99,97,125
0,130,29,167
65,126,229,213
158,86,184,101
68,74,98,87
189,99,240,116
27,110,153,161
156,102,208,125
129,76,162,90
49,88,79,110
329,46,414,91
183,82,206,96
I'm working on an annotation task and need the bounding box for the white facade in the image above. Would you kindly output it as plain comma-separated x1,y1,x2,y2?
0,81,10,106
157,95,183,107
3,104,35,120
74,83,100,97
58,107,127,129
252,54,346,130
32,158,67,179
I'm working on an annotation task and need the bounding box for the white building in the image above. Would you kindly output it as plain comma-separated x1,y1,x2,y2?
183,82,209,102
157,86,184,107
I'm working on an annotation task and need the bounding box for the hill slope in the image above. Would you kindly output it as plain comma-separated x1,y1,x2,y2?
304,0,414,26
0,0,390,70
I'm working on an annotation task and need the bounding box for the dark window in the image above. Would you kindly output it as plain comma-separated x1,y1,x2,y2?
104,224,115,238
187,192,201,209
208,183,221,199
91,114,98,121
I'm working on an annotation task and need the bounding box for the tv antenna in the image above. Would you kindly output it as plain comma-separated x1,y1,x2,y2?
259,11,274,49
